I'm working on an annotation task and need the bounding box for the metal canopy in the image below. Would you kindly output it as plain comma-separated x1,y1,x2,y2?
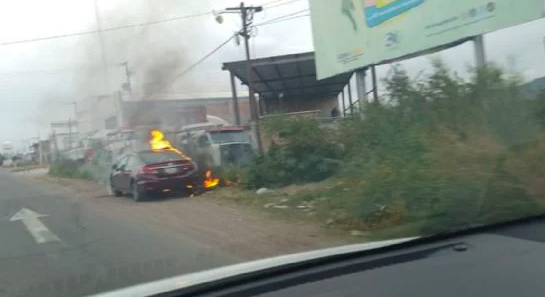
222,52,353,100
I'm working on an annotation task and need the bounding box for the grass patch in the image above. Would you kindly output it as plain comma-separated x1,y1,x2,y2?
10,164,49,173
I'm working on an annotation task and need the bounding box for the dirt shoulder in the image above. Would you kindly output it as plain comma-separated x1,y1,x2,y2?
30,175,356,261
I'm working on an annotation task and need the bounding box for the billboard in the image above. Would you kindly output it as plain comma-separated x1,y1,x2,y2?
309,0,545,79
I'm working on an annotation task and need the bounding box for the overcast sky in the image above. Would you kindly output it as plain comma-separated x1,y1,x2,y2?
0,0,544,150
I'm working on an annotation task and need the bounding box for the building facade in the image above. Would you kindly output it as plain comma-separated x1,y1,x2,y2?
75,93,251,135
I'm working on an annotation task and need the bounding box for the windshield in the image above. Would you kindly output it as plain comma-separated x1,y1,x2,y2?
138,151,183,164
209,131,248,144
2,0,545,296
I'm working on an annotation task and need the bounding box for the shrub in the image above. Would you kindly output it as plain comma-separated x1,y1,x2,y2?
238,60,545,236
336,60,545,234
219,165,248,187
49,159,81,178
245,116,342,189
48,159,97,181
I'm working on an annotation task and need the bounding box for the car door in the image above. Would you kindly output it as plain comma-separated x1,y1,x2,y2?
119,155,137,191
112,156,128,190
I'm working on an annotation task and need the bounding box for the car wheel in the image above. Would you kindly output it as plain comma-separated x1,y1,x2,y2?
110,177,123,197
182,186,196,198
131,181,145,202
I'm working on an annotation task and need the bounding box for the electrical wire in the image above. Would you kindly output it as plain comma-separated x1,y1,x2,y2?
265,0,305,10
261,0,290,7
0,11,213,46
253,9,309,27
0,65,118,79
255,13,310,27
140,34,237,100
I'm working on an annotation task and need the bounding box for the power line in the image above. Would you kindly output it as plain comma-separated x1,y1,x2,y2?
254,9,309,26
255,13,309,27
0,11,213,46
141,34,236,100
262,0,290,7
265,0,305,10
0,65,117,79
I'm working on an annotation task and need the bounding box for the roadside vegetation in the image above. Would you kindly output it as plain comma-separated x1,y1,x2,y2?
49,159,95,180
44,59,545,240
222,60,545,238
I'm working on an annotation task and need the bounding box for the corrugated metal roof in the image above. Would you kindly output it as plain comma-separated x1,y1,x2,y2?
222,52,353,101
130,92,249,101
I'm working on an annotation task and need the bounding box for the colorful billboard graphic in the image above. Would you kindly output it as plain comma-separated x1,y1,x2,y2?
309,0,545,79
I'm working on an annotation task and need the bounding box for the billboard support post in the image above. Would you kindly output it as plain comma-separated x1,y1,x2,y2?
371,66,379,102
341,89,346,117
474,35,486,68
355,68,366,112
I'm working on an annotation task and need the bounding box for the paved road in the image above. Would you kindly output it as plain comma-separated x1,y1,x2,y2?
0,169,237,297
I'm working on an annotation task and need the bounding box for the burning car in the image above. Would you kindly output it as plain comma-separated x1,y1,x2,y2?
109,130,199,201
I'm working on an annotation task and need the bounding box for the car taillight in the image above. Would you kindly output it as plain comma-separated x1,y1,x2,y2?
140,165,158,174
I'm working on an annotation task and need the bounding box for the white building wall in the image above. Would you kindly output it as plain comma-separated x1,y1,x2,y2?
77,93,121,135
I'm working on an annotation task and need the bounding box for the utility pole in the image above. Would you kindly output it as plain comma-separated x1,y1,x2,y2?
222,2,263,152
37,133,43,165
93,0,110,92
68,118,73,150
120,61,133,97
68,101,79,144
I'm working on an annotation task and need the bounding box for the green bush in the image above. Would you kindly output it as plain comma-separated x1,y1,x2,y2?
49,159,81,177
335,60,545,234
236,60,545,236
48,159,97,180
245,116,342,189
219,165,248,187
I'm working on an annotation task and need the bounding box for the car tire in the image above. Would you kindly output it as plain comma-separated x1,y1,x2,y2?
131,181,145,202
110,178,123,197
182,186,196,198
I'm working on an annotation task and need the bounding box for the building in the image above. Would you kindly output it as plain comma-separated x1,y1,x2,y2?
222,52,355,119
75,92,251,135
120,96,251,131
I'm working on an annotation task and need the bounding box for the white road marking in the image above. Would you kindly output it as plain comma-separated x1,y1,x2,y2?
10,208,60,244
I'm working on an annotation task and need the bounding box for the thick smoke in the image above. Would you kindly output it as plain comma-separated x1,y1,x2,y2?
38,0,243,136
99,0,224,98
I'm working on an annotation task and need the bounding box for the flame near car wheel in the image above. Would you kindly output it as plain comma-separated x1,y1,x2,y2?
203,169,220,189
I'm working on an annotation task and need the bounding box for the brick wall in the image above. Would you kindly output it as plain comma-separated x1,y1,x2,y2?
120,97,251,129
205,99,251,125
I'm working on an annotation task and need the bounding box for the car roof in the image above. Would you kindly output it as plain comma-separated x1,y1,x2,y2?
134,149,179,154
207,126,245,132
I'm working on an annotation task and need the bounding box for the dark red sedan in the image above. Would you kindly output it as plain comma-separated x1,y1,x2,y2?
109,149,199,201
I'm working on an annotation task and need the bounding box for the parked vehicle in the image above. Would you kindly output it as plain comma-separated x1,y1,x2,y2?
109,148,199,201
177,124,254,173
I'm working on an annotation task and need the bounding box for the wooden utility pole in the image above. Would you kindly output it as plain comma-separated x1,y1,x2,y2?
120,61,133,97
224,2,263,151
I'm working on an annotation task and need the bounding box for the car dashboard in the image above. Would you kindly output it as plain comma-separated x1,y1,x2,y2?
175,217,545,297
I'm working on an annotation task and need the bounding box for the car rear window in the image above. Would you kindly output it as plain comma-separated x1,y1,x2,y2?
138,151,183,164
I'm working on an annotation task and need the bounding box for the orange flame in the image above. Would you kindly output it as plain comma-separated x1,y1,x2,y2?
149,129,171,150
224,174,241,187
149,129,187,157
204,169,220,189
